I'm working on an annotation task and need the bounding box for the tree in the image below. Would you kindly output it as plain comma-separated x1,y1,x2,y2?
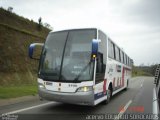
7,7,13,12
43,22,53,30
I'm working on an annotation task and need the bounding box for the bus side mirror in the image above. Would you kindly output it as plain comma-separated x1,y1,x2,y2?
29,43,44,60
92,39,98,57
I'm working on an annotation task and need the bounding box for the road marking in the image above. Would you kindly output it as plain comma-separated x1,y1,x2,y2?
140,79,144,88
2,102,54,115
114,100,132,120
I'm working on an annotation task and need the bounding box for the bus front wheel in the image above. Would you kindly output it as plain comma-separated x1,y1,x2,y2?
103,86,112,104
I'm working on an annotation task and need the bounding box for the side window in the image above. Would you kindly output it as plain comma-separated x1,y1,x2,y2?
108,39,115,59
119,48,121,62
122,52,125,64
124,54,126,65
126,55,128,65
120,50,124,63
115,46,120,61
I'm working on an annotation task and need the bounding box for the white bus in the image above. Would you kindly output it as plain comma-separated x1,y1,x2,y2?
29,28,132,106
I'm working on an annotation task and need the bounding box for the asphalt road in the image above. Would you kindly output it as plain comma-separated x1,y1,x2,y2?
0,77,157,120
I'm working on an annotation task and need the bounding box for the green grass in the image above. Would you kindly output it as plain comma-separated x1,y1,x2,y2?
0,8,48,99
0,85,37,99
0,23,45,39
132,66,152,77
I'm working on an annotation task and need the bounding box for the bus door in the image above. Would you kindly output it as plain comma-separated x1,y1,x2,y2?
94,52,106,104
92,31,107,105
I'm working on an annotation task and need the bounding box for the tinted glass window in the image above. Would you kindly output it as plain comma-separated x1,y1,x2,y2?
108,39,115,59
61,30,95,81
39,29,96,82
126,56,127,65
119,48,121,62
120,50,123,63
115,45,120,61
124,54,126,64
40,32,68,80
126,55,128,65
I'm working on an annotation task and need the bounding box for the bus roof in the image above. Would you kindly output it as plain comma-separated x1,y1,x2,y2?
49,28,98,34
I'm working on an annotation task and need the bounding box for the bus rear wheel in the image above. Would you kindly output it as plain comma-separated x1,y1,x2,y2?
124,80,129,91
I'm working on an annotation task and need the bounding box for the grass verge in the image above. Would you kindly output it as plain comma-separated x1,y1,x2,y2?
0,85,37,99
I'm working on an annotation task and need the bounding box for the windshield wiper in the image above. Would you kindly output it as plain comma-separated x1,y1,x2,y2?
74,61,91,81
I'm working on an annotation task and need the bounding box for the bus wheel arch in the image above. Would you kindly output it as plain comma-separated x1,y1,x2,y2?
109,83,113,96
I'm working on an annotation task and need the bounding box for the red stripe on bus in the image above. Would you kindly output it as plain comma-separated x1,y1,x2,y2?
103,79,107,94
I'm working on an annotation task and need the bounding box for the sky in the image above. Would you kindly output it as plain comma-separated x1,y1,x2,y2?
0,0,160,65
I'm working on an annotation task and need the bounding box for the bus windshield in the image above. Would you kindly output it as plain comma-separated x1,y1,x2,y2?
39,29,96,82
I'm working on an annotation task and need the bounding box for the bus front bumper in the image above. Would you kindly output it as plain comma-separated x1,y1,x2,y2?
38,88,95,106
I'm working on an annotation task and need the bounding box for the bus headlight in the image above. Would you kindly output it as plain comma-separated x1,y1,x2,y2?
77,86,93,92
38,83,45,89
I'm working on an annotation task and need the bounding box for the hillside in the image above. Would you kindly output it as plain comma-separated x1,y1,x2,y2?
0,8,50,86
